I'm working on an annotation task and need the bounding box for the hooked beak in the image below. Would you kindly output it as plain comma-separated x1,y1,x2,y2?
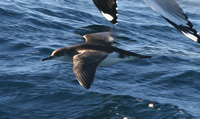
41,56,54,61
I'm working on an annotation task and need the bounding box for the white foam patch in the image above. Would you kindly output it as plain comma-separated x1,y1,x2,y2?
101,11,114,21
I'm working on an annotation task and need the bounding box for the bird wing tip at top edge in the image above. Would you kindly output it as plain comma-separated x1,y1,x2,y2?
144,0,200,43
93,0,118,24
197,34,200,43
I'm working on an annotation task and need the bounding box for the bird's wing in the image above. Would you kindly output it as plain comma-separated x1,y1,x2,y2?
93,0,118,24
83,32,114,46
73,50,108,89
144,0,200,42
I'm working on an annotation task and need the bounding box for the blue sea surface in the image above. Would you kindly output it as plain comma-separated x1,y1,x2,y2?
0,0,200,118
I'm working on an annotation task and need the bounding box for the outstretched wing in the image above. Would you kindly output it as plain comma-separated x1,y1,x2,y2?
83,32,114,46
93,0,118,24
144,0,200,42
73,50,108,89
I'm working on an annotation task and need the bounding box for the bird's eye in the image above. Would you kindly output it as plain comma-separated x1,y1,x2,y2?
57,53,60,56
56,52,63,56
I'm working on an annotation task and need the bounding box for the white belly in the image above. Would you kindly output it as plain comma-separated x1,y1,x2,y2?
99,52,139,66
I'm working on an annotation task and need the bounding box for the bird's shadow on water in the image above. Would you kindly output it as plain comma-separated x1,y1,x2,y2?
74,24,115,36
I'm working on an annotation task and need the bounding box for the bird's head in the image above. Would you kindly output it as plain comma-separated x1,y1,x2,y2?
41,48,71,62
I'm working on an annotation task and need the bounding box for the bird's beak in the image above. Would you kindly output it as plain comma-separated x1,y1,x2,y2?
41,56,54,61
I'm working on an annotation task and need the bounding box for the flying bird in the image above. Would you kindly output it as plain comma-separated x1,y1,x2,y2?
41,32,151,89
93,0,200,43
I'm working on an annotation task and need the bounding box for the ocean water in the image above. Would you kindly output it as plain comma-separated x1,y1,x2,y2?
0,0,200,119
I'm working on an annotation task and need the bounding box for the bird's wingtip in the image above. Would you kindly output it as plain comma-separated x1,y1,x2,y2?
197,35,200,43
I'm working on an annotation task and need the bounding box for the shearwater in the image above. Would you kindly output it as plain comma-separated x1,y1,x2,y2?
41,32,151,89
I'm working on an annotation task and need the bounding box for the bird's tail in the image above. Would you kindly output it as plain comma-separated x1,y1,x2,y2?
113,47,152,59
